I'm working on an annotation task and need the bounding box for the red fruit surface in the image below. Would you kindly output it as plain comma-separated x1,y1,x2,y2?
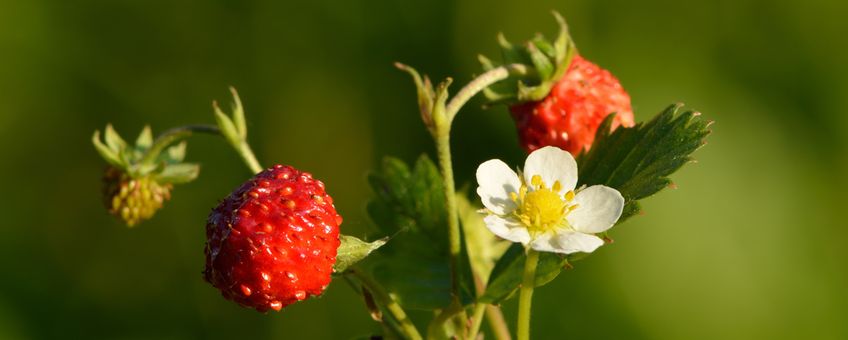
204,165,342,312
510,55,635,155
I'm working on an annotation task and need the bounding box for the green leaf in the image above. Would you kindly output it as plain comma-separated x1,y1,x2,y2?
479,244,574,304
334,235,387,273
365,155,475,310
153,163,200,184
577,103,711,222
479,104,710,304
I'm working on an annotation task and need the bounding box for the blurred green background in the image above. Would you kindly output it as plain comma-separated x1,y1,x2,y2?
2,0,847,339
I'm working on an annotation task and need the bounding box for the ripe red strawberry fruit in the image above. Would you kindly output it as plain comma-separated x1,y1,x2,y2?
204,165,342,312
509,55,635,154
479,13,635,155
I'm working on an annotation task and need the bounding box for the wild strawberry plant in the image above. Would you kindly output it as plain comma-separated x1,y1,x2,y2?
92,12,710,340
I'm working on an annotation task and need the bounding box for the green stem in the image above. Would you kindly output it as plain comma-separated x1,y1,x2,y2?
350,269,423,340
469,303,487,339
141,124,220,165
234,141,263,174
444,64,529,123
140,124,262,174
517,249,540,340
486,305,512,340
435,130,462,302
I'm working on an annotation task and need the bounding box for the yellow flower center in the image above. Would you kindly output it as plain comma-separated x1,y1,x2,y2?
510,175,578,234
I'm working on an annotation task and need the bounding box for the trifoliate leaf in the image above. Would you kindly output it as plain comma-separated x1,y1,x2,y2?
366,155,475,310
577,103,711,222
480,103,710,304
334,235,387,273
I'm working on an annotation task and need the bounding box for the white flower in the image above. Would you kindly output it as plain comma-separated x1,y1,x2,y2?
475,146,625,254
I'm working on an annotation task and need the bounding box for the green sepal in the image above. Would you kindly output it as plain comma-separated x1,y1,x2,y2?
135,125,153,151
166,141,187,163
213,101,241,148
153,163,200,184
479,11,577,105
334,234,387,273
104,124,127,153
92,130,125,168
479,104,710,303
395,63,434,126
228,87,247,140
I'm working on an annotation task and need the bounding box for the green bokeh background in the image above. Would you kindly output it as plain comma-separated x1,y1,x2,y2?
2,0,846,339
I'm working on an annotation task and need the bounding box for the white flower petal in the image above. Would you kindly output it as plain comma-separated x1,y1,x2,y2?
567,185,624,233
523,146,577,192
476,159,521,215
529,231,561,253
483,215,530,244
548,231,605,254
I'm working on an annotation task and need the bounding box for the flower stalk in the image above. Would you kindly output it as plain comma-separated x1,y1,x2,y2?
517,249,540,340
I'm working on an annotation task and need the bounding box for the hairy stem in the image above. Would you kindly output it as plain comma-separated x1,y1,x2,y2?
140,124,262,174
435,131,462,303
141,124,220,165
517,249,540,340
234,141,263,174
444,64,529,123
350,269,423,340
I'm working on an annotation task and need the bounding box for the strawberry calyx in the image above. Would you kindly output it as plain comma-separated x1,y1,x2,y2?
479,11,577,105
93,124,203,226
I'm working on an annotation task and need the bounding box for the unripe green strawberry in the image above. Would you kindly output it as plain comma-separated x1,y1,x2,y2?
102,167,173,227
93,124,200,227
204,165,342,312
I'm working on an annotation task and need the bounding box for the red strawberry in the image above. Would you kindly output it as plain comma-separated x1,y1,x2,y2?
509,55,635,155
204,165,342,312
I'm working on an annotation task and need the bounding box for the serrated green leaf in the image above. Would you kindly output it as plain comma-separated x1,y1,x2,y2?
153,163,200,184
577,104,711,221
479,104,710,303
365,155,474,310
135,125,153,150
92,130,124,168
334,235,387,273
104,124,127,153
